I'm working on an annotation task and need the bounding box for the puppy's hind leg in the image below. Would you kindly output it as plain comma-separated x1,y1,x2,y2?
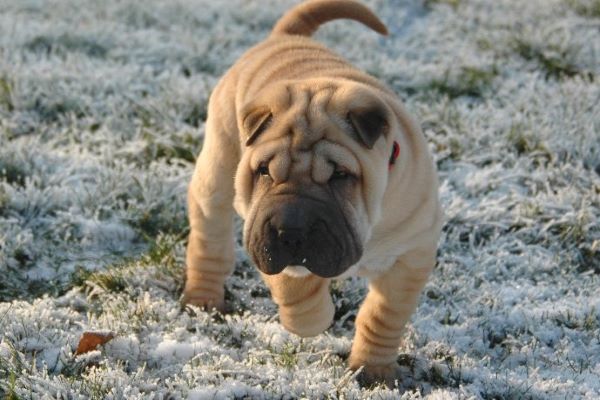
182,103,239,313
348,247,436,388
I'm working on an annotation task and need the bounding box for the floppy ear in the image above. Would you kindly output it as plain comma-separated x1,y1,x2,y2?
244,107,273,146
347,105,388,149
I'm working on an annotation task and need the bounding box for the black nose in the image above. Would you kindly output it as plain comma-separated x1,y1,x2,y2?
250,196,362,277
277,228,305,255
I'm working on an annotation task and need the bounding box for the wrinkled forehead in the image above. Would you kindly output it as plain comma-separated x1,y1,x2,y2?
281,84,343,148
242,82,379,182
242,77,391,153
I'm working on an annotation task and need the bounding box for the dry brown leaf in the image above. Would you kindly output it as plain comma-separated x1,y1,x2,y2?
75,331,115,355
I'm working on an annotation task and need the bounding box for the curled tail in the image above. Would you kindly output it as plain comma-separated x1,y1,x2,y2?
271,0,388,37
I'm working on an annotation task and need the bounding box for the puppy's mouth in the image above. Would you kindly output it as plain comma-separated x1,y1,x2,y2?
246,195,362,278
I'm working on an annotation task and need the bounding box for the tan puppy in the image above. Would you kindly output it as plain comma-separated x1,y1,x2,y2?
183,0,443,387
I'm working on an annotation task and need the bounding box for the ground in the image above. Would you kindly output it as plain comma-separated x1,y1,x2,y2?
0,0,599,398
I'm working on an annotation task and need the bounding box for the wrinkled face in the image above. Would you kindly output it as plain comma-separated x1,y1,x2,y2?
234,81,393,278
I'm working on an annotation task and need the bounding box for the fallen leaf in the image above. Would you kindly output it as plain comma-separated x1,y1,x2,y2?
75,331,115,355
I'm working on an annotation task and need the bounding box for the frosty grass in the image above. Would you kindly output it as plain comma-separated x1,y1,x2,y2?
1,0,599,398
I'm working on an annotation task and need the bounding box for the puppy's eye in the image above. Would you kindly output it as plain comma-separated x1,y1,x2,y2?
331,170,349,180
330,167,352,181
256,163,270,177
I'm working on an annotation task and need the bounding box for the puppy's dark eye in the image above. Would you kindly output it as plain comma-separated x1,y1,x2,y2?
330,166,353,182
256,163,270,177
331,170,349,180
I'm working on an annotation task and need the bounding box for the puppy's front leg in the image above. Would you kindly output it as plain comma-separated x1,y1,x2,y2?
349,247,436,387
183,109,238,312
261,273,335,337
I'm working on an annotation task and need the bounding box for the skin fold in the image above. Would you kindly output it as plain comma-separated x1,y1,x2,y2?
182,0,443,387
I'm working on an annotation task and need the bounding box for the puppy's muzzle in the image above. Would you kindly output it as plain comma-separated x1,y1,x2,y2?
250,196,361,278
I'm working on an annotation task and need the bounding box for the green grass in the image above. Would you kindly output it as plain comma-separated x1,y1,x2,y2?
425,66,498,99
274,343,299,369
4,371,20,400
28,95,89,123
506,124,550,156
398,66,498,99
424,0,461,10
552,213,590,244
181,102,207,128
25,34,108,58
76,233,185,297
0,160,27,187
63,232,187,304
0,186,9,214
0,342,25,400
138,130,199,165
68,234,186,334
421,101,468,163
0,76,14,113
577,245,600,274
583,307,598,330
566,0,600,17
512,38,592,80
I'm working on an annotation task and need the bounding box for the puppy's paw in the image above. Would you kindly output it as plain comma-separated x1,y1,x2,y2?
181,285,226,314
278,292,335,337
279,299,334,337
352,362,402,389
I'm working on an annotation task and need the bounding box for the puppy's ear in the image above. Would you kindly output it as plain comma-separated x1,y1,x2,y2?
347,104,389,149
244,107,273,146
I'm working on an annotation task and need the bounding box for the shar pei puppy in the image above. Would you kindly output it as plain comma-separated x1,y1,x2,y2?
182,0,443,387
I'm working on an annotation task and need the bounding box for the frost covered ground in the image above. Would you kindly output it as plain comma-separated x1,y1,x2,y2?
1,0,599,398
